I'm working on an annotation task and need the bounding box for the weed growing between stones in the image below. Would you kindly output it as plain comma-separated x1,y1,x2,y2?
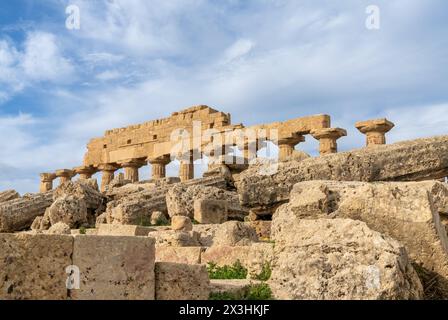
207,260,248,279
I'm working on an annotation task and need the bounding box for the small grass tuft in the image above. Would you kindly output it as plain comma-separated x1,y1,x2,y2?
207,260,248,280
251,262,272,281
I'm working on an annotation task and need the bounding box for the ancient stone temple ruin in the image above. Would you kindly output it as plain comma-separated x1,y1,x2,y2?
4,104,448,301
39,105,362,192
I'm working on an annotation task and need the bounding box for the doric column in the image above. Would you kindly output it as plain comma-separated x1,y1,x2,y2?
39,173,56,193
356,119,395,147
277,135,305,161
73,166,97,180
311,128,347,155
98,164,118,192
148,156,171,180
179,151,194,182
55,169,75,186
119,160,146,183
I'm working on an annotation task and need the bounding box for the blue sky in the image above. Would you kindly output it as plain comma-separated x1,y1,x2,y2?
0,0,447,194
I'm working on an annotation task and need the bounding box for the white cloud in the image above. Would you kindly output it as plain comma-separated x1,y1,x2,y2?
21,32,74,82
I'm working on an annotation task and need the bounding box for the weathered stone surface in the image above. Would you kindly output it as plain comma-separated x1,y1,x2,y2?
0,190,20,203
104,175,230,225
148,230,201,247
193,224,221,247
202,243,274,279
150,211,169,226
272,180,448,295
171,216,193,231
269,218,423,300
155,246,204,264
48,195,88,229
0,233,73,300
210,279,263,296
155,262,210,300
97,224,153,236
0,191,53,232
213,221,259,247
248,221,271,240
194,199,228,224
166,184,247,220
47,222,71,235
237,135,448,212
53,180,105,211
71,235,155,300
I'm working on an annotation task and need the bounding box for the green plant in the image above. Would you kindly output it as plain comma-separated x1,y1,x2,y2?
138,215,152,227
207,260,248,280
79,226,86,235
251,262,272,281
209,283,274,300
246,283,273,300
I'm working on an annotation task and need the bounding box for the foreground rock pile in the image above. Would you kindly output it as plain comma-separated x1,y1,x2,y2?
1,134,448,300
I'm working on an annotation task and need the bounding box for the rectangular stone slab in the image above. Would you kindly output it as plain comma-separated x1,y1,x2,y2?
0,233,73,300
71,235,155,300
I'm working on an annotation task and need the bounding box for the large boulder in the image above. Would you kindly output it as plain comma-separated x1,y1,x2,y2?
166,184,247,220
269,218,423,300
47,195,88,228
272,180,448,298
213,221,259,247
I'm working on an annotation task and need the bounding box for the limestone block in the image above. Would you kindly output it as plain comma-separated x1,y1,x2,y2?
48,222,71,235
269,219,423,300
212,221,259,246
97,223,153,236
0,190,20,203
148,230,200,247
0,233,73,300
171,216,193,231
155,262,210,300
194,199,228,224
155,246,204,264
248,221,271,240
48,195,88,229
71,235,155,300
166,184,247,219
0,191,53,232
192,224,221,247
272,180,448,297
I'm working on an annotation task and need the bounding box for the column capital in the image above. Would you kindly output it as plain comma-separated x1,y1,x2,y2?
40,173,56,181
98,163,119,172
73,165,97,176
311,128,347,140
277,135,305,146
118,159,146,168
55,169,75,178
355,118,394,134
148,155,171,165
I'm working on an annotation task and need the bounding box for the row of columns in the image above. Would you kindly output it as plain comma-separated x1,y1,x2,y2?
39,118,395,193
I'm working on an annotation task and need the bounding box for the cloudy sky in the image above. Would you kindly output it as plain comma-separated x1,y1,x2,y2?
0,0,447,193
